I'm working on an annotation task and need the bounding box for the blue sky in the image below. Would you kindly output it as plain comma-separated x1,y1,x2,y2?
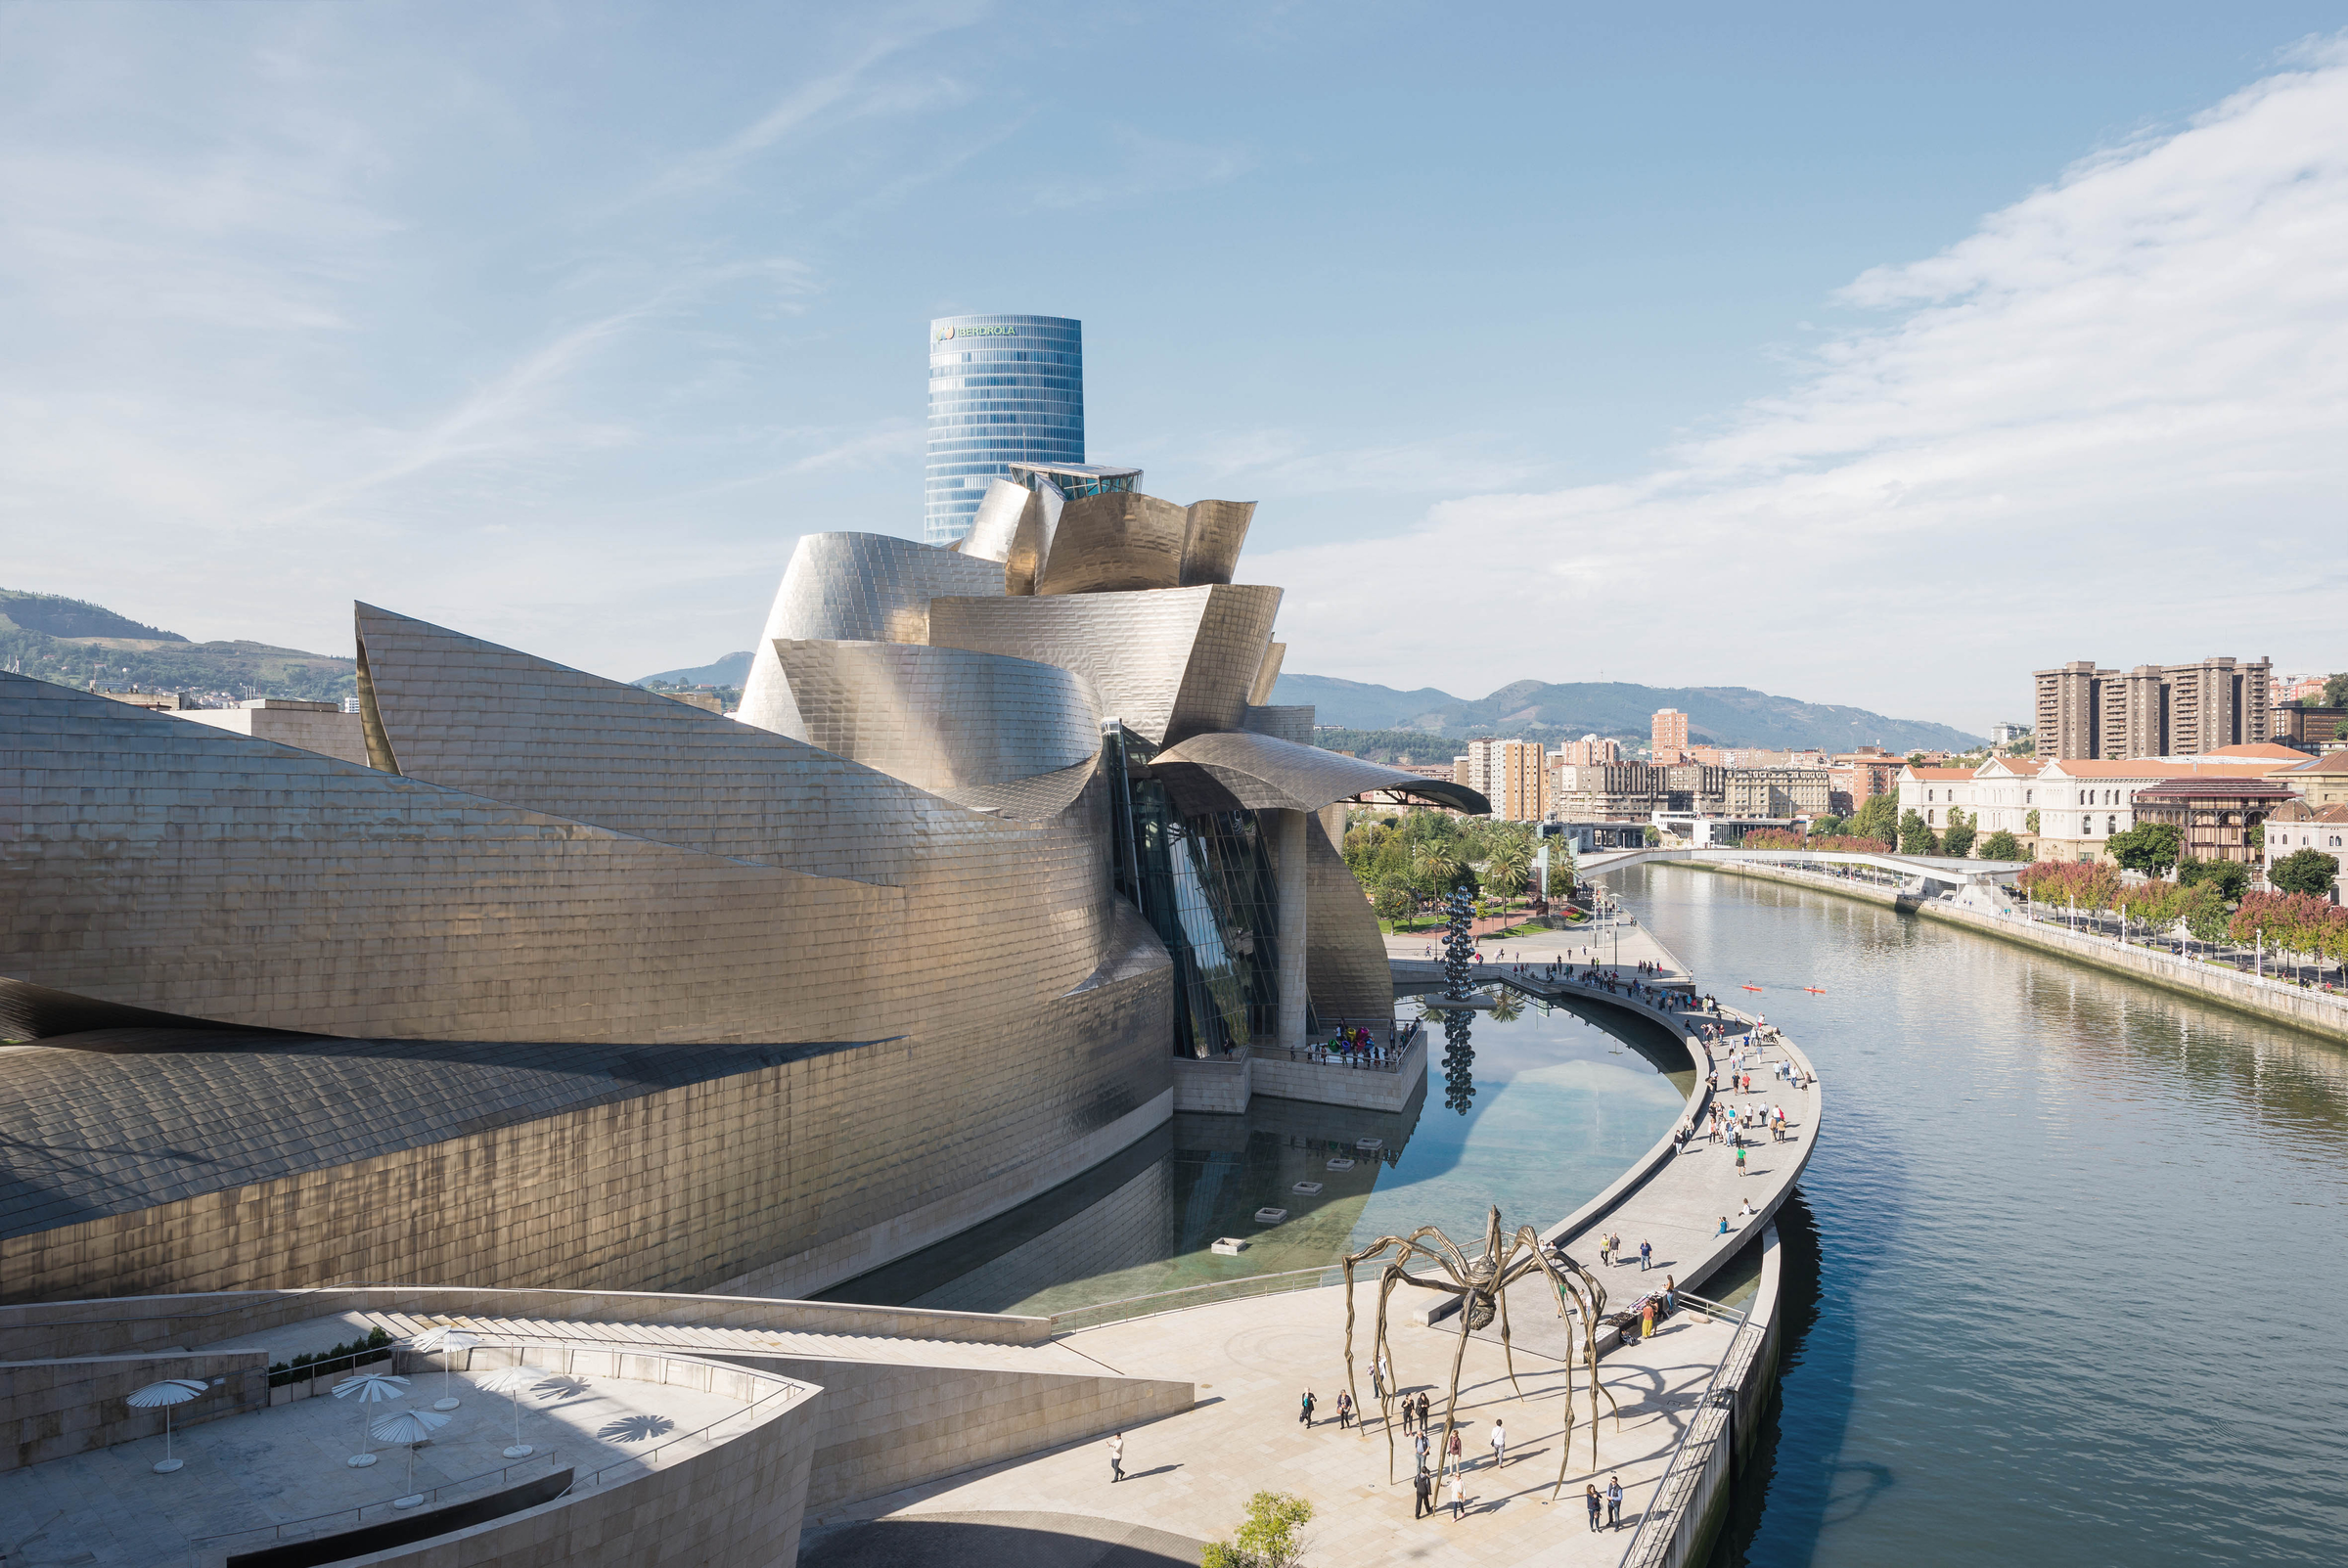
4,2,2345,728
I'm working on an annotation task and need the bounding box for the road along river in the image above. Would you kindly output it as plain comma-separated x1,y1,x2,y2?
1601,862,2348,1568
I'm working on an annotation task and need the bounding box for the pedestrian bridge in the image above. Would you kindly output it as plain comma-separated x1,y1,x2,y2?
1574,845,2029,892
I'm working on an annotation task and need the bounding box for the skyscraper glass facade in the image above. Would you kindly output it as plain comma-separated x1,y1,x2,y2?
926,314,1084,545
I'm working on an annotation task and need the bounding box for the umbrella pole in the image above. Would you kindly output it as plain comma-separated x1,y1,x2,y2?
164,1406,172,1464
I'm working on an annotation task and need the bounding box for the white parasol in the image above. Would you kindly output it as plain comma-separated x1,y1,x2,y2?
331,1371,408,1467
474,1364,539,1456
369,1407,451,1505
406,1326,479,1411
125,1377,208,1473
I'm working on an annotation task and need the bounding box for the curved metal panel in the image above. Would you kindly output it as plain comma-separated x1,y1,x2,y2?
1179,499,1254,587
938,755,1100,822
1242,704,1315,745
1151,729,1484,813
960,477,1029,564
1248,640,1286,706
736,534,1006,739
927,583,1281,747
1034,492,1188,596
1004,481,1062,597
773,639,1100,801
1301,812,1395,1026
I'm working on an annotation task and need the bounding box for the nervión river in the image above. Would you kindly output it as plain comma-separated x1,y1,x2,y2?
1608,864,2348,1568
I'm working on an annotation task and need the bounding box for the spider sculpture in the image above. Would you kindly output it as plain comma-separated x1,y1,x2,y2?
1342,1205,1620,1499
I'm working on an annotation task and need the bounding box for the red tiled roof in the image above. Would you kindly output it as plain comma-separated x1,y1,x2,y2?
2040,759,2294,779
1904,767,1976,781
2197,742,2309,760
2267,799,2348,822
2132,776,2301,799
2282,750,2348,775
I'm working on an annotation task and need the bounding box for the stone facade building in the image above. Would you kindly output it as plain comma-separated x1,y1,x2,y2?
1650,707,1690,763
1723,767,1831,819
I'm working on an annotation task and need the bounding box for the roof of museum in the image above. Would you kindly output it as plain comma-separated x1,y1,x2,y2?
2130,776,2303,800
0,1031,869,1241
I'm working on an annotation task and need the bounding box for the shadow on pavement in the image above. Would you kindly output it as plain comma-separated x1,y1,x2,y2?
801,1509,1207,1568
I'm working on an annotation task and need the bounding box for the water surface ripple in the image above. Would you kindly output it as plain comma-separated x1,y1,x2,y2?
1606,866,2348,1568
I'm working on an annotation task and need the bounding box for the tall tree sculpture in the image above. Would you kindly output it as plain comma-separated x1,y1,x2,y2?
1341,1205,1619,1500
1440,886,1477,1112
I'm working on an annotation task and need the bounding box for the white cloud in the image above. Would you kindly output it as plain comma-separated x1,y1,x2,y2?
1256,39,2348,732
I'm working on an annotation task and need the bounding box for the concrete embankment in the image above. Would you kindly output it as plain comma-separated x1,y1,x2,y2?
1684,860,2348,1045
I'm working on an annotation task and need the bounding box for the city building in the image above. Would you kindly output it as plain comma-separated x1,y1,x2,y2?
1456,737,1550,821
1,460,1484,1311
1556,734,1622,767
1826,747,1901,816
2274,700,2347,750
1723,766,1832,819
2262,798,2348,897
2024,756,2298,863
1650,707,1690,763
2274,672,2329,704
925,313,1085,545
176,696,368,766
2032,656,2273,761
1553,761,1724,820
2279,749,2348,808
2129,776,2300,867
100,689,186,710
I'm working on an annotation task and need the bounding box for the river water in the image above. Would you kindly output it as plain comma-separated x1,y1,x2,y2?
1601,864,2348,1568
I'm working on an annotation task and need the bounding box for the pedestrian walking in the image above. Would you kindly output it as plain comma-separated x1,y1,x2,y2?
1336,1390,1354,1429
1446,1426,1463,1472
1372,1361,1384,1402
1449,1470,1466,1520
1736,1144,1746,1177
1606,1475,1623,1529
1299,1389,1315,1426
1415,1392,1430,1432
1585,1483,1603,1532
1415,1430,1430,1473
1401,1395,1415,1435
1639,1238,1652,1272
1106,1432,1124,1482
1641,1300,1655,1341
1488,1418,1507,1468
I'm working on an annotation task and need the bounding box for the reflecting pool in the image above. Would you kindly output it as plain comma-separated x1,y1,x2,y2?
823,989,1690,1317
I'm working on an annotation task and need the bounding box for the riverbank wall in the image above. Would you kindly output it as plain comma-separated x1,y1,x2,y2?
1683,861,2348,1046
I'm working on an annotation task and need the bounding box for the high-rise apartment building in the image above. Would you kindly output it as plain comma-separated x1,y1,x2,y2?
926,314,1085,544
1460,738,1550,821
2032,656,2272,761
1650,708,1690,763
1557,735,1621,767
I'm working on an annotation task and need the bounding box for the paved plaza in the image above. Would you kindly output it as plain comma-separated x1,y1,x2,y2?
827,917,1820,1565
0,1346,754,1566
822,1279,1742,1566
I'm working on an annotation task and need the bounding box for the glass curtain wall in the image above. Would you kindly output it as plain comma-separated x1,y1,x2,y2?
1124,780,1287,1059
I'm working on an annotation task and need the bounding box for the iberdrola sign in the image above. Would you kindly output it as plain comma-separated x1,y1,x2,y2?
934,324,1018,340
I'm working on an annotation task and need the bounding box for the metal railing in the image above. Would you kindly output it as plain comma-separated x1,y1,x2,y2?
1615,1295,1768,1568
190,1449,564,1554
1043,1265,1345,1334
568,1374,809,1493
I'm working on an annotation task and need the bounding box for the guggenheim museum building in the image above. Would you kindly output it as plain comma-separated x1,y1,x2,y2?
0,451,1481,1309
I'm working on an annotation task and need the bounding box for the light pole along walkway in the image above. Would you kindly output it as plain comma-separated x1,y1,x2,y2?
816,921,1824,1567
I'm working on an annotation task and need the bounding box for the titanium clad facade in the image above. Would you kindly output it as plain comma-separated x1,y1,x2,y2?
926,584,1283,747
926,314,1083,545
774,639,1101,808
737,534,1006,739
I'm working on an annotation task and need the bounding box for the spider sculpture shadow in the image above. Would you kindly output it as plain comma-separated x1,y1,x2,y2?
1342,1205,1620,1500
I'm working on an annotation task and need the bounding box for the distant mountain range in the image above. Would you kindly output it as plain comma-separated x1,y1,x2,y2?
636,650,752,687
1272,673,1983,753
1,589,355,703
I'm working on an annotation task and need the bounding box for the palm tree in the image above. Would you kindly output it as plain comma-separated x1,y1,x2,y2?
1484,841,1532,917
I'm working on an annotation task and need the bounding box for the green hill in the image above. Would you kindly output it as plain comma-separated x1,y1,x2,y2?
0,589,355,704
1276,673,1981,754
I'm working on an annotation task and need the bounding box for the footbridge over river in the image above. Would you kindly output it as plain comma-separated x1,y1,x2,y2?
1577,844,2029,896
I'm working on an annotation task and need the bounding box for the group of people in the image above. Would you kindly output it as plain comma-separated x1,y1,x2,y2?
1308,1023,1394,1068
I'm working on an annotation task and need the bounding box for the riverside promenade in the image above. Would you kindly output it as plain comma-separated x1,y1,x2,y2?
810,918,1821,1568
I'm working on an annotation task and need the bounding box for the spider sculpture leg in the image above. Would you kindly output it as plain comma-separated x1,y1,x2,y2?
1433,1281,1477,1489
1492,1246,1525,1401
